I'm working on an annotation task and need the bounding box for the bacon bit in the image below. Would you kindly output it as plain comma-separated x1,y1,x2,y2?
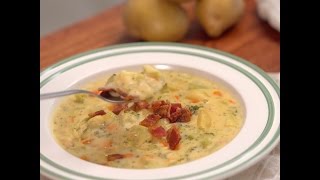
140,114,161,127
177,108,192,123
213,91,223,97
155,104,170,118
81,139,93,144
151,100,167,112
149,126,167,138
131,101,149,111
168,108,182,123
88,110,106,118
170,103,182,114
80,155,88,161
111,103,128,115
107,154,125,161
228,99,235,104
169,103,182,122
167,126,181,150
150,102,191,123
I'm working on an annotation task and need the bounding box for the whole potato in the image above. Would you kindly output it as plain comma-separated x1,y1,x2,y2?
196,0,244,37
123,0,189,41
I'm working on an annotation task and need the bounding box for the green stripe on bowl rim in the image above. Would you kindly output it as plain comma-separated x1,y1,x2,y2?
40,43,279,180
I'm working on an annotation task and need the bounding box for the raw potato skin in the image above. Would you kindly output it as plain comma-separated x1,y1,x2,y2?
123,0,189,41
196,0,244,37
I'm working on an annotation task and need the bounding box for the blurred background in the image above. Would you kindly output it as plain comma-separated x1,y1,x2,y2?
40,0,280,72
40,0,125,37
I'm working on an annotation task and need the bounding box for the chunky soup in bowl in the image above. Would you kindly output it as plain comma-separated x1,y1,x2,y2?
52,65,244,169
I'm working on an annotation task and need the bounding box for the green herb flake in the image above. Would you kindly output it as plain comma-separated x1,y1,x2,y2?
186,135,194,140
201,140,210,148
188,105,202,114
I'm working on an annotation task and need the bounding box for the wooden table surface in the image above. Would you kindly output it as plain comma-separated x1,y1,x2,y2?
40,0,280,72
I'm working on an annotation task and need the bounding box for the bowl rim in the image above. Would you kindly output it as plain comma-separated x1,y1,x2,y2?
40,42,280,180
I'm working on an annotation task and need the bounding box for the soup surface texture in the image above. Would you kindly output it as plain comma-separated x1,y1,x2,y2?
52,65,244,169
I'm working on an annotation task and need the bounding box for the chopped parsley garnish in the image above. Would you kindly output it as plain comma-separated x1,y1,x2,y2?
188,105,202,114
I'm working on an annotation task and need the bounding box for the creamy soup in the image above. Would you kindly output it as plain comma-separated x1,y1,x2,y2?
52,65,244,169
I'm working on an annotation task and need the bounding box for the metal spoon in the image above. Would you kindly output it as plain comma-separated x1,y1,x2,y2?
40,89,126,104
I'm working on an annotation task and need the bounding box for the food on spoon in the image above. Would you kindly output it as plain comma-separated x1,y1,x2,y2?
123,0,189,41
101,65,166,101
52,65,244,169
196,0,244,37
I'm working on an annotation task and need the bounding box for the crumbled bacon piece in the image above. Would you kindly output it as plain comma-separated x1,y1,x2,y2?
149,126,167,138
138,100,192,150
151,100,167,112
155,104,170,118
131,101,149,111
177,108,192,122
150,101,191,123
170,103,182,114
107,154,125,161
88,110,106,118
166,126,181,150
169,103,182,122
111,103,128,115
168,108,182,123
139,114,161,127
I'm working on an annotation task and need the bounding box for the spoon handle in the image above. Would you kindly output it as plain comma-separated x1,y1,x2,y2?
40,90,90,100
40,89,126,104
